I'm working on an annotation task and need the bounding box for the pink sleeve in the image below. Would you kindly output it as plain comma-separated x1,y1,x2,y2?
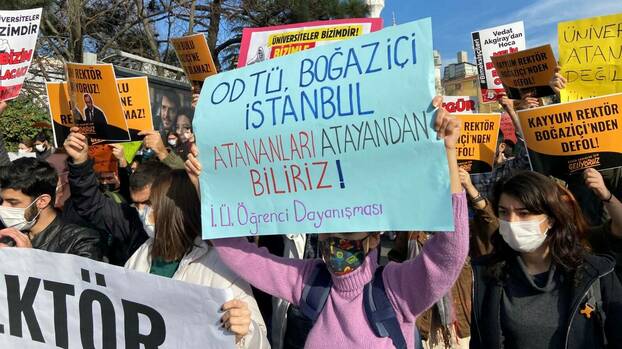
382,192,470,321
211,237,318,305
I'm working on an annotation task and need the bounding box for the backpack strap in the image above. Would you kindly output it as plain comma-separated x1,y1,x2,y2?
363,266,407,349
299,263,332,322
587,278,607,346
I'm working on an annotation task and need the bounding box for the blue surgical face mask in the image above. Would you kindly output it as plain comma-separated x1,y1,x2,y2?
137,205,155,238
142,148,155,161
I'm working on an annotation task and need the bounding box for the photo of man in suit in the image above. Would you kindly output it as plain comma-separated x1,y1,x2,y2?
75,93,129,142
82,93,107,125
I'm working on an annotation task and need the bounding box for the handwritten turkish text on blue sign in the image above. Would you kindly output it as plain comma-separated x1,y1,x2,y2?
194,18,453,238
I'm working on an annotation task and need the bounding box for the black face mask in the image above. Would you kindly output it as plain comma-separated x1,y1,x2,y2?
99,183,117,193
503,147,514,158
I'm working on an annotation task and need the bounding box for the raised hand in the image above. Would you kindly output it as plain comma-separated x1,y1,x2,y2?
64,127,89,164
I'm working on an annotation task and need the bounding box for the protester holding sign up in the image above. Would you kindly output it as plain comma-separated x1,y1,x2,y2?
4,3,622,348
184,97,469,348
64,127,167,265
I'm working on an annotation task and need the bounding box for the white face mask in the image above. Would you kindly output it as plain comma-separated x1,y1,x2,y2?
0,197,43,231
499,217,549,253
18,149,28,155
168,139,177,147
35,144,46,153
137,205,155,238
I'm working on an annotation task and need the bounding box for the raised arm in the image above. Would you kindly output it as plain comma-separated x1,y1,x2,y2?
585,168,622,238
212,237,318,306
139,130,186,170
383,98,469,321
459,168,499,257
64,128,146,263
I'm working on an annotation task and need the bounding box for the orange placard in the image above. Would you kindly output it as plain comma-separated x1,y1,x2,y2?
46,81,73,147
88,144,118,174
517,93,622,177
455,113,501,173
117,76,154,140
65,63,130,143
171,34,217,88
491,45,557,99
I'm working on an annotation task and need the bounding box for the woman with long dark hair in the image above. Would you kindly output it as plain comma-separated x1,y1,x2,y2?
125,170,269,348
470,171,622,349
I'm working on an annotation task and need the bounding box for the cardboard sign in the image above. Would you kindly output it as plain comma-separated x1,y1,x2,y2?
558,13,622,102
0,248,235,349
121,141,143,164
0,8,42,101
195,18,454,238
517,93,622,177
455,113,501,173
237,18,383,68
88,144,118,174
65,63,131,143
47,81,73,147
472,21,526,103
117,77,154,140
500,112,517,143
171,34,217,88
442,96,478,113
491,44,557,99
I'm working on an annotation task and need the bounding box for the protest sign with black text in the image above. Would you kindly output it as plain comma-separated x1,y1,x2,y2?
0,248,235,348
517,93,622,177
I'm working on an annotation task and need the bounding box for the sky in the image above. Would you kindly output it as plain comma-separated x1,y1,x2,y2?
380,0,622,67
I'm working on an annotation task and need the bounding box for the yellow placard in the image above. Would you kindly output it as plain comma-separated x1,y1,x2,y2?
558,13,622,102
491,45,557,99
117,76,154,140
171,34,217,86
517,93,622,176
88,144,118,174
455,113,501,174
65,63,130,143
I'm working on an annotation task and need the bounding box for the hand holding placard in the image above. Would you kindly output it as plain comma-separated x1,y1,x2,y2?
433,96,461,148
64,127,89,165
139,130,168,161
583,168,611,201
548,66,567,95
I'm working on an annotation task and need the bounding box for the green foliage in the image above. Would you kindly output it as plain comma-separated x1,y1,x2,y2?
218,0,370,70
284,0,370,22
0,97,51,151
0,0,49,10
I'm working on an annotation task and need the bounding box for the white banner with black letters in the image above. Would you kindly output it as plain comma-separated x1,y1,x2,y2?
0,248,235,348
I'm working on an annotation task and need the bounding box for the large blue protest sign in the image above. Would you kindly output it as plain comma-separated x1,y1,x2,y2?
194,18,453,238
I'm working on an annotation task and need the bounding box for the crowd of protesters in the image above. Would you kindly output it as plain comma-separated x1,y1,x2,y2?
0,44,621,349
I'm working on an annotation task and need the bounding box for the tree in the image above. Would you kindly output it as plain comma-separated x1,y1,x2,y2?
0,97,51,151
214,0,370,70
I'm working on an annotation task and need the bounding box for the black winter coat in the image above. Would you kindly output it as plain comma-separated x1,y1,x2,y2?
67,159,147,265
471,254,622,349
30,216,102,261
